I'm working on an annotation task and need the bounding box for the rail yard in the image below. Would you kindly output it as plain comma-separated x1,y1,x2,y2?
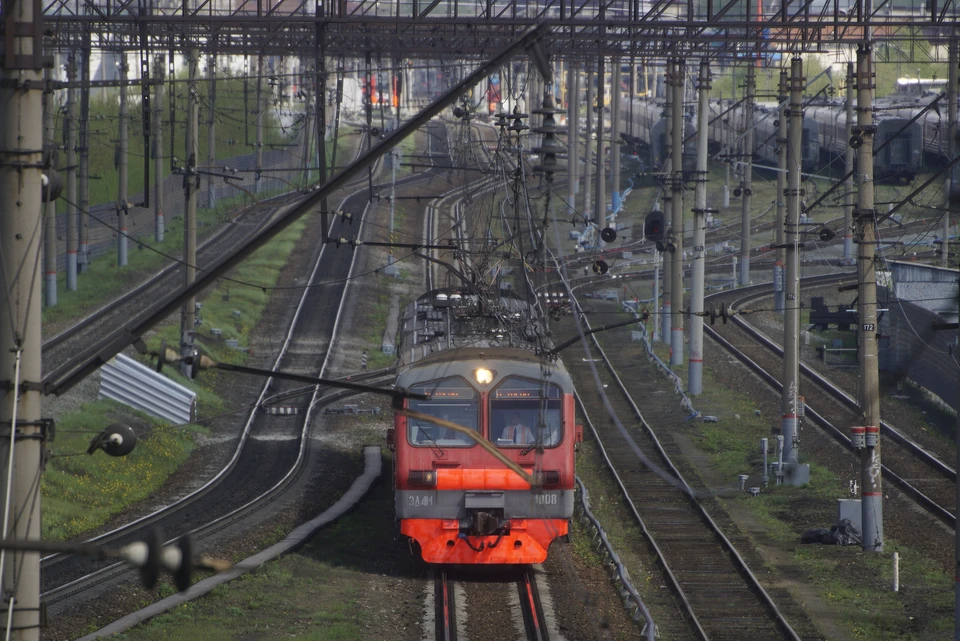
1,1,960,640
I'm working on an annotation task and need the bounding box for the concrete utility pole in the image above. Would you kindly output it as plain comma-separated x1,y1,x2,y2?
670,59,685,367
78,39,91,272
782,57,804,471
255,54,264,194
855,42,883,552
0,1,45,637
723,86,731,209
774,69,787,314
583,68,594,221
843,62,856,266
567,62,580,215
65,56,78,291
154,55,165,242
181,49,200,374
43,68,57,308
945,39,957,267
739,64,755,286
207,54,217,210
689,60,710,395
118,56,129,267
661,63,673,344
610,56,622,223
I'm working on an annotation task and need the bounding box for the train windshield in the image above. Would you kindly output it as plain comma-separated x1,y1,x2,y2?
407,377,479,447
490,377,562,448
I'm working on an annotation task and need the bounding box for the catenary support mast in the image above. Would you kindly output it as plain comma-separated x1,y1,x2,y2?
782,57,803,469
670,59,685,366
181,49,200,375
0,1,45,637
118,56,129,267
688,60,710,395
65,56,78,291
154,55,165,242
661,62,672,344
843,62,855,265
774,69,787,313
856,42,883,553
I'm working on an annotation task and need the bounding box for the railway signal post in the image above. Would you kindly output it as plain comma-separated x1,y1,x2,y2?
739,63,755,287
779,56,808,485
855,41,884,552
154,55,165,243
670,59,685,366
688,60,710,396
118,56,129,267
181,49,200,376
0,1,46,637
610,55,621,223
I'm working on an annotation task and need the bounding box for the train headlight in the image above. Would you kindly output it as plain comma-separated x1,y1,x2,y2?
474,368,494,385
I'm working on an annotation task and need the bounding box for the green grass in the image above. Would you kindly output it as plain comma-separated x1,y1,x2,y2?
43,400,205,540
41,214,312,540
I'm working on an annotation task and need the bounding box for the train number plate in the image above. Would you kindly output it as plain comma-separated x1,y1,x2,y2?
534,494,558,505
407,495,434,507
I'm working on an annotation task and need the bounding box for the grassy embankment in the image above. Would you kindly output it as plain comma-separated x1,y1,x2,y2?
43,211,311,540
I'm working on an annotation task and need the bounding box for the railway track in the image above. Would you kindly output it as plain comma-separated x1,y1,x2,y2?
43,123,452,612
702,275,957,526
433,566,552,641
41,135,368,379
552,311,808,641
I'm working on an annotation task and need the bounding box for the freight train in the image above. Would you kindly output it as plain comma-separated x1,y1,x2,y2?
390,288,580,564
611,83,944,183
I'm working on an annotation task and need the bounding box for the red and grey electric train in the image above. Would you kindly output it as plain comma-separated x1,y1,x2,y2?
389,289,581,564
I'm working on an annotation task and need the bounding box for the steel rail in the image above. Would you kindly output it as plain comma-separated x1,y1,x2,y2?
703,322,956,527
40,187,368,574
42,137,374,354
719,279,957,483
434,567,457,641
555,265,804,641
517,567,550,641
44,119,455,603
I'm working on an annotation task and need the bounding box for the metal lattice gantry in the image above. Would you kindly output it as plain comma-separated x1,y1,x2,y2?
40,0,960,61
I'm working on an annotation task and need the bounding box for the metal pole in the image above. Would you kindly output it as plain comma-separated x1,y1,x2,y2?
583,68,594,222
567,62,579,214
610,56,621,223
78,37,91,272
207,54,217,209
652,252,661,342
856,42,883,553
670,59,685,367
0,1,44,637
843,62,855,265
595,59,606,228
782,57,803,469
118,56,129,267
954,275,960,639
739,64,755,286
65,56,78,291
723,87,731,209
255,54,264,194
43,67,57,308
365,53,374,203
154,55,165,242
945,39,957,267
661,63,672,343
315,6,329,242
689,60,710,395
181,49,200,375
302,79,313,187
774,69,787,313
